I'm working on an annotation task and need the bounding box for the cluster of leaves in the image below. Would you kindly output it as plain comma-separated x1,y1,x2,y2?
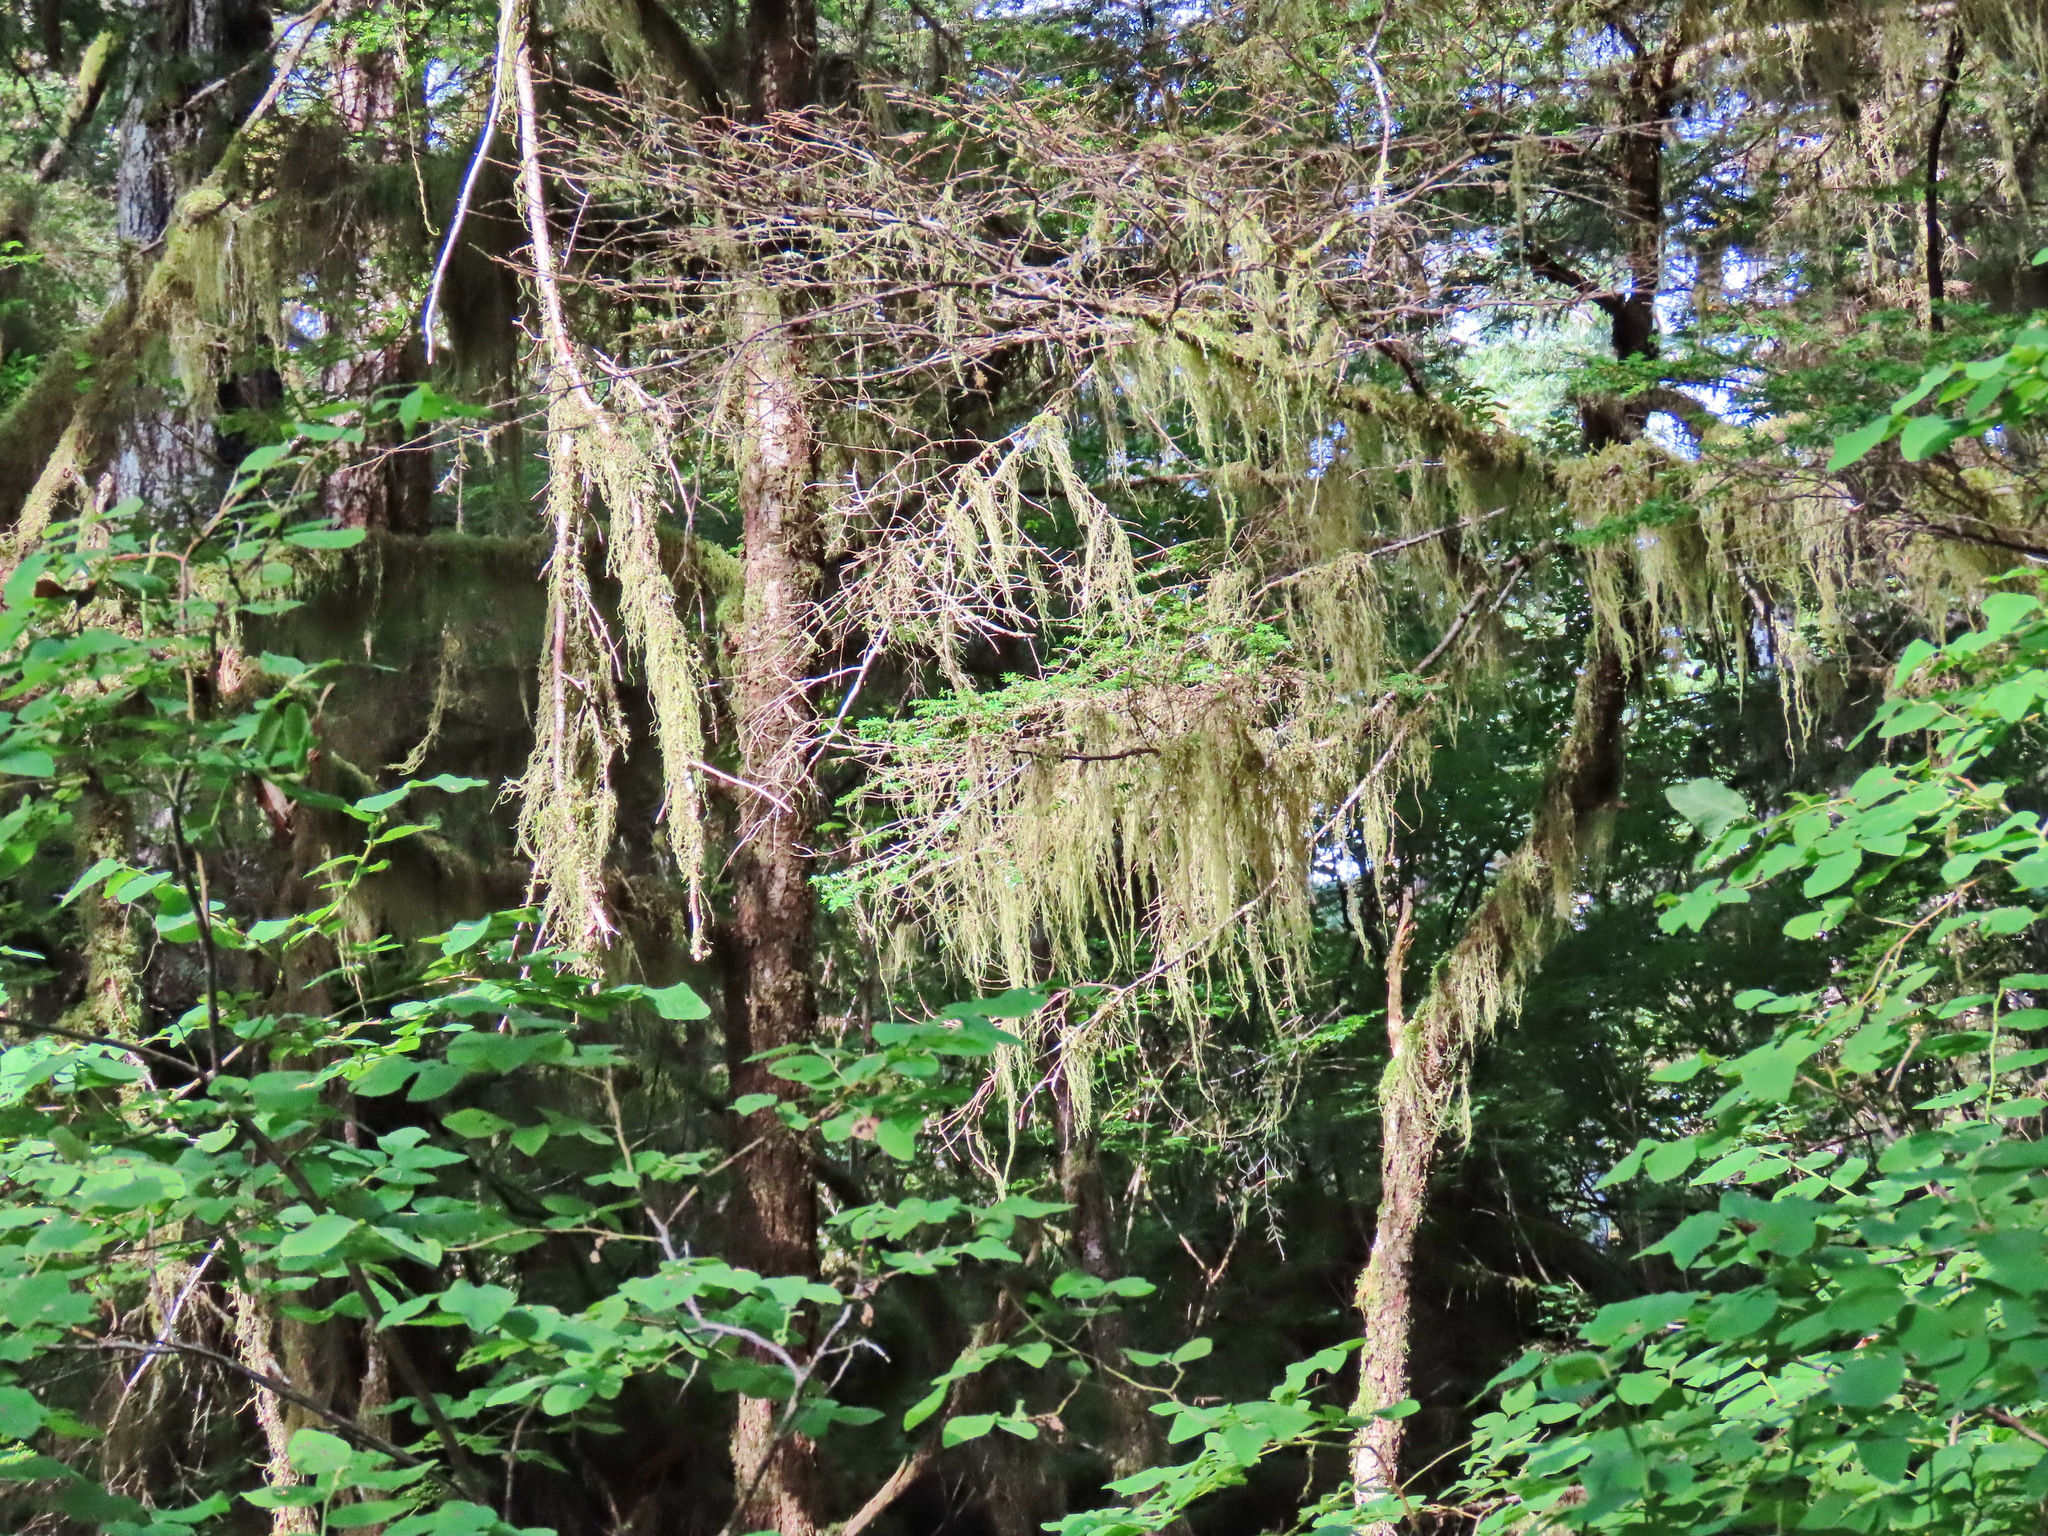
1827,294,2048,471
1456,580,2048,1534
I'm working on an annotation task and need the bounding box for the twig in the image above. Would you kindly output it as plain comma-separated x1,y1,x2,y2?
841,1446,935,1536
1990,1407,2048,1451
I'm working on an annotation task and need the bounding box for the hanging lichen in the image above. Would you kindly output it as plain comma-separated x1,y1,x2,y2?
514,413,628,959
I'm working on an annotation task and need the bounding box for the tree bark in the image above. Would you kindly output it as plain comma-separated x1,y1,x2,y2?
720,3,827,1525
1350,638,1626,1521
319,0,433,534
723,274,827,1536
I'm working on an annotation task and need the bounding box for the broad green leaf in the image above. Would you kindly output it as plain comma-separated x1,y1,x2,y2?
1583,1291,1697,1347
1827,414,1894,470
1665,778,1749,839
1646,1210,1725,1269
440,918,491,955
278,1212,358,1263
285,1427,353,1477
0,1386,45,1440
236,443,293,476
442,1108,513,1139
283,526,368,550
642,980,710,1020
329,1501,419,1528
876,1114,922,1161
941,1413,997,1446
1802,848,1862,897
438,1280,516,1334
1828,1349,1905,1408
1898,414,1963,461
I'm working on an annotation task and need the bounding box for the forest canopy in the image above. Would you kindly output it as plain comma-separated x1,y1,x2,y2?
0,1,2042,1535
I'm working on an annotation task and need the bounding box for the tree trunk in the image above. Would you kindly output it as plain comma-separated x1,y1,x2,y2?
723,274,826,1536
720,2,826,1523
0,0,272,533
1350,638,1626,1520
320,0,434,534
1056,1117,1164,1488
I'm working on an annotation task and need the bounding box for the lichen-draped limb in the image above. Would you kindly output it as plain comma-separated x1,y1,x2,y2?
840,573,1420,1028
593,426,713,953
528,391,715,955
513,419,628,957
1349,632,1627,1519
509,14,718,958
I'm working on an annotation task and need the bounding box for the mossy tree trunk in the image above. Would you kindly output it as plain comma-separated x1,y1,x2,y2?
717,6,830,1529
1350,639,1627,1518
320,0,433,534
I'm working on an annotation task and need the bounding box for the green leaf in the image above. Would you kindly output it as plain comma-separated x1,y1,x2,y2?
941,1413,997,1446
875,1115,922,1161
278,1213,358,1263
442,1108,512,1139
950,988,1048,1019
542,1382,592,1415
1583,1292,1697,1347
510,1125,549,1155
1702,1289,1778,1343
903,1386,946,1430
406,1061,469,1101
285,1428,353,1477
1643,1137,1698,1182
328,1501,419,1528
0,749,54,777
1648,1054,1705,1083
1893,638,1938,686
1898,414,1963,461
1666,778,1750,839
440,918,491,955
236,443,293,477
283,526,368,550
642,981,710,1020
0,1272,94,1328
1541,1351,1607,1398
1647,1210,1725,1269
352,1055,417,1098
1982,1229,2048,1293
438,1280,516,1334
1827,414,1895,470
1878,701,1944,738
1803,848,1862,897
1982,591,2042,636
1614,1371,1666,1406
0,1386,45,1440
1857,1438,1913,1483
1828,1349,1905,1408
60,858,124,905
